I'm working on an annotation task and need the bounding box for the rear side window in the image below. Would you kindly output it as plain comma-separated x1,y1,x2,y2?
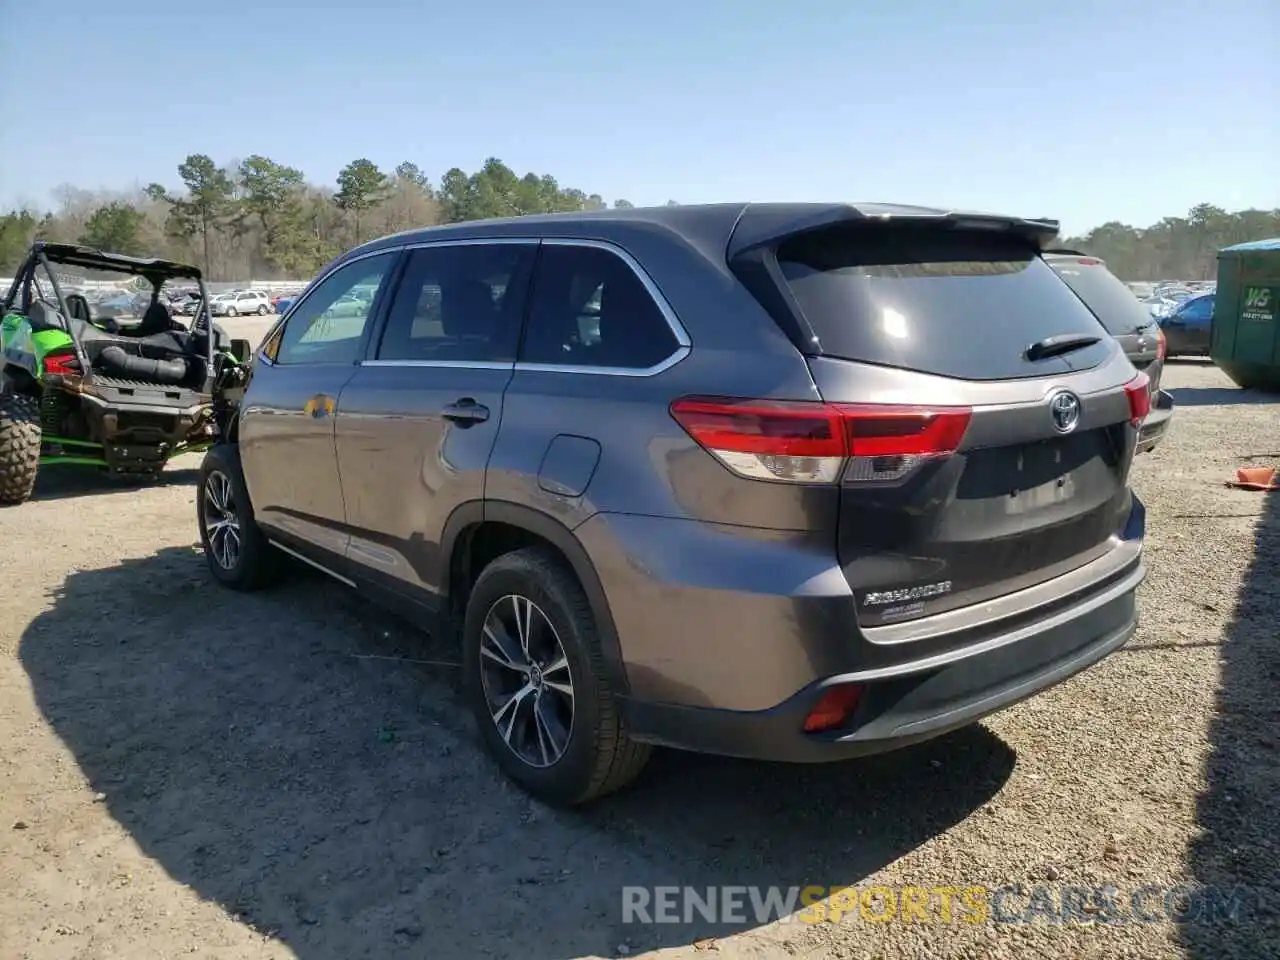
774,227,1113,380
376,243,535,363
520,243,679,370
1046,257,1155,336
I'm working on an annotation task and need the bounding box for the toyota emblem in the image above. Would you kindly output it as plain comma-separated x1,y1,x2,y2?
1048,390,1081,434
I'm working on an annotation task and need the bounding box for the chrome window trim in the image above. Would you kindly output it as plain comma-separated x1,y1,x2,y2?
513,347,690,378
361,359,514,371
277,235,692,377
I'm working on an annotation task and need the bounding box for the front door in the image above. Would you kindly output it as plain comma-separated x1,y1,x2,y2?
239,251,400,558
334,240,538,597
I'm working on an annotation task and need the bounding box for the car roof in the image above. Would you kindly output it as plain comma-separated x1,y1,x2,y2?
342,202,1063,268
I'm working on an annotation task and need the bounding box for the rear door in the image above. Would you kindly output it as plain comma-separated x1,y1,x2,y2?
760,222,1144,628
333,239,537,597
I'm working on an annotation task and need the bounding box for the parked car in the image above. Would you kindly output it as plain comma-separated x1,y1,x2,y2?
175,293,206,317
210,290,272,317
1144,286,1197,320
1160,293,1215,357
195,203,1152,805
1043,250,1173,453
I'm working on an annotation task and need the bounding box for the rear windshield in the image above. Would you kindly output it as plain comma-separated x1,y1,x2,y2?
1045,257,1155,336
774,226,1113,381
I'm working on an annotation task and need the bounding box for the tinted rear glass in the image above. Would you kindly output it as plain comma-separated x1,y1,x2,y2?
1045,257,1155,336
775,226,1113,380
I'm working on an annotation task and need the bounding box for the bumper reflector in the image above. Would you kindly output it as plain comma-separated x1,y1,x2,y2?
803,684,864,733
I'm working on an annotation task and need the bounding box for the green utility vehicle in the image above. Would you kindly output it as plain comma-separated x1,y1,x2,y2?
0,242,251,504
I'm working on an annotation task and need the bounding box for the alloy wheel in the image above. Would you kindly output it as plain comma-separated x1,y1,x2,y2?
202,470,242,570
479,594,575,768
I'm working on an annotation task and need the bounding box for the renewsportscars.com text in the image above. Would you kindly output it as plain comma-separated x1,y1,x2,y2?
621,883,1254,926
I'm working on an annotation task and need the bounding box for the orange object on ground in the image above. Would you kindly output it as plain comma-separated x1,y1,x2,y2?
1227,465,1279,491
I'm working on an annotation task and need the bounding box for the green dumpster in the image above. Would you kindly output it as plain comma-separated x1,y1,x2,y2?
1211,238,1280,392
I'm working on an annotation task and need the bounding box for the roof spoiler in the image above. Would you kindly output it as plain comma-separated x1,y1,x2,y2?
726,204,1062,260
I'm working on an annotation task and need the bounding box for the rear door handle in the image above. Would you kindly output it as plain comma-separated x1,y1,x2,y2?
442,398,489,425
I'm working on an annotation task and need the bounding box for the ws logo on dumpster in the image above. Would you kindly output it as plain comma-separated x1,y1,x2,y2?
1242,287,1276,323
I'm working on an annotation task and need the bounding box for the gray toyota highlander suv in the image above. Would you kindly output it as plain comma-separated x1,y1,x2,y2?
197,203,1151,805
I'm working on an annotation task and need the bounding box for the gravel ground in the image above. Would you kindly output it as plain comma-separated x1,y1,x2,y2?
1,356,1277,960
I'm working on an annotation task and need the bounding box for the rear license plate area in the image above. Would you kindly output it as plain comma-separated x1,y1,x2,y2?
960,432,1100,500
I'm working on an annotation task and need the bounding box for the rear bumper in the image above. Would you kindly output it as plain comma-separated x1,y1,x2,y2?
74,382,215,452
1136,390,1174,454
598,497,1146,763
622,560,1141,762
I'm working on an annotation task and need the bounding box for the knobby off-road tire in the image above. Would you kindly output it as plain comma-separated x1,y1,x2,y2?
0,392,41,505
197,443,283,590
463,547,652,806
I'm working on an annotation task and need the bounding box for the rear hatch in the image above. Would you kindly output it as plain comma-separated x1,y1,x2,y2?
731,214,1146,628
1044,253,1165,392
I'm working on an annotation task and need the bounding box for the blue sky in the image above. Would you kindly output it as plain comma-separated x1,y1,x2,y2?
0,0,1275,235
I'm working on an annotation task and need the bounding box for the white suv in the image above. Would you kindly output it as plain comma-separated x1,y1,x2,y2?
210,290,272,317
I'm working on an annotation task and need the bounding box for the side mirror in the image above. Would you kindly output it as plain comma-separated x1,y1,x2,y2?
230,339,252,363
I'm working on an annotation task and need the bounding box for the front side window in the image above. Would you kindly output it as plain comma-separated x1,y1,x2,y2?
275,253,397,364
376,243,535,363
520,244,679,370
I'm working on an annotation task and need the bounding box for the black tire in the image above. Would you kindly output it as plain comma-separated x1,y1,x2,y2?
196,443,283,590
0,392,41,505
256,304,268,315
226,306,238,318
462,547,651,806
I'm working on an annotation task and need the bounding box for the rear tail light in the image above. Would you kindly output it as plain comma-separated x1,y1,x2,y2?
669,396,972,485
803,684,863,733
1125,372,1151,425
42,351,81,377
1155,326,1167,361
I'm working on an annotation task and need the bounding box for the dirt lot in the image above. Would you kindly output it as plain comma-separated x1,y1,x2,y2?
2,352,1277,960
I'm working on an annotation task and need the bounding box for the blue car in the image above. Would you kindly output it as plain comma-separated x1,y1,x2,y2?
1159,293,1214,357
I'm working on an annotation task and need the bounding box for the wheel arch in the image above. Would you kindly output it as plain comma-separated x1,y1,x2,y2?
1,361,40,396
442,500,630,694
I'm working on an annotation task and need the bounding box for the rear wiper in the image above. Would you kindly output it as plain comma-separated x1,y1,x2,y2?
1025,333,1102,361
